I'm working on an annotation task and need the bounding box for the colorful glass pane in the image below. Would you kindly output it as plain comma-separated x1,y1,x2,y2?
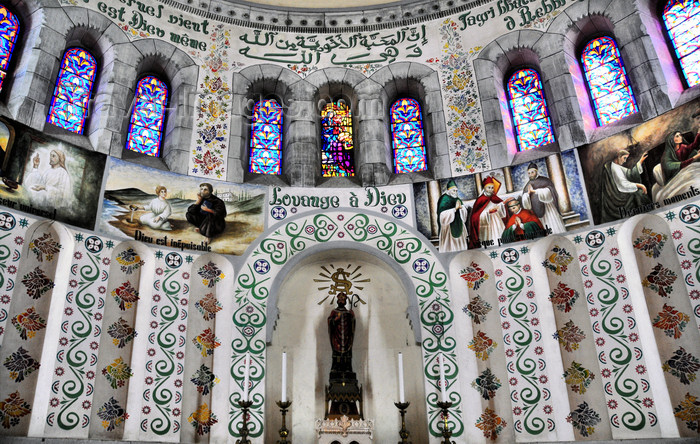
126,76,168,157
321,102,354,177
0,5,18,90
47,48,97,134
507,69,555,151
663,0,700,87
391,98,427,173
581,36,638,126
249,100,282,174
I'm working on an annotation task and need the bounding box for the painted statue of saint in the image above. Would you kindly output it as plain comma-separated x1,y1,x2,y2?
328,292,355,375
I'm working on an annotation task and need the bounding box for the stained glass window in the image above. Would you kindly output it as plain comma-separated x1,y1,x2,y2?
581,36,638,126
663,0,700,87
47,48,97,134
391,98,427,173
249,100,282,174
321,102,354,177
0,5,19,92
506,69,555,151
126,76,168,157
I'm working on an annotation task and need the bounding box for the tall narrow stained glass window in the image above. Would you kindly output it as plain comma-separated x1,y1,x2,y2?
391,98,427,173
249,99,282,174
506,69,555,151
663,0,700,87
321,101,354,177
0,5,19,92
126,76,168,157
47,48,97,134
581,36,638,126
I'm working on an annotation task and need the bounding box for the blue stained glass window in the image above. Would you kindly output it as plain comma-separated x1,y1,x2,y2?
47,48,97,134
663,0,700,87
581,36,638,126
0,5,19,92
321,102,354,177
391,98,427,173
249,99,282,174
506,69,555,151
126,76,168,157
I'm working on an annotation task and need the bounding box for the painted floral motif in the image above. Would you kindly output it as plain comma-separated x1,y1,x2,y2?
652,303,689,339
642,263,677,297
475,407,506,440
633,228,667,259
663,347,700,385
111,281,139,311
459,262,489,290
568,401,601,437
563,361,595,394
3,347,40,383
28,232,60,262
97,397,127,431
471,368,501,400
115,248,144,274
554,320,585,352
674,392,700,431
542,245,574,275
192,72,230,179
102,357,133,389
198,261,224,288
193,328,220,357
107,318,137,348
463,295,491,324
21,266,54,299
0,391,31,428
191,364,220,396
195,293,222,321
549,282,579,313
11,307,46,340
468,331,497,361
188,403,218,435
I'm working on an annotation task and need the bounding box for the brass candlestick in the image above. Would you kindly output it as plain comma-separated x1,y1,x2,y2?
394,401,411,443
236,400,253,444
436,401,454,444
276,400,292,443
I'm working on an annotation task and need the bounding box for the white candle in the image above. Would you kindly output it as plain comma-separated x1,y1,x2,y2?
243,352,250,402
398,353,405,403
281,352,287,403
439,355,447,403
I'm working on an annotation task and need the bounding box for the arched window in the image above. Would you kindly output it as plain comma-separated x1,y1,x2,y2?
506,69,555,151
0,5,19,92
580,36,638,126
662,0,700,88
321,101,354,177
126,76,168,157
249,99,282,174
391,98,427,173
47,48,97,134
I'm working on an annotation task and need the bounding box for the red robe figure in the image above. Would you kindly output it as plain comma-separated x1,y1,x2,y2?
501,198,546,244
468,176,504,249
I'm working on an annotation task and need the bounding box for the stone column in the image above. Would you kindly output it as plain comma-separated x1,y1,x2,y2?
503,167,513,193
475,173,483,195
546,154,571,213
427,180,441,239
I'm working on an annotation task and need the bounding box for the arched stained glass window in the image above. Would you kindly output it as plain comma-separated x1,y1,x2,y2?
506,69,555,151
663,0,700,88
391,98,427,173
321,101,354,177
126,76,168,157
47,48,97,134
0,5,19,92
249,99,282,174
581,36,638,126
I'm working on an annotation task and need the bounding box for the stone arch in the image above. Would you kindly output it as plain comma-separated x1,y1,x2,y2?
229,210,463,441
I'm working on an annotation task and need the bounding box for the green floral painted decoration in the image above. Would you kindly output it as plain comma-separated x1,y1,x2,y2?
463,295,491,324
28,232,61,262
554,320,585,352
542,245,573,275
3,347,40,383
563,361,595,394
633,228,667,258
188,403,217,435
469,331,497,361
21,266,54,299
0,391,31,428
642,263,677,298
663,347,700,385
191,364,220,396
475,407,506,440
102,357,133,389
674,393,700,431
459,262,489,290
549,282,579,313
652,303,689,338
568,401,601,437
471,368,501,400
97,397,127,431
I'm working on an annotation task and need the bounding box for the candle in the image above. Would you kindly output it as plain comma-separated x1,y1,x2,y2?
398,352,405,403
243,352,250,402
281,352,287,403
439,355,447,403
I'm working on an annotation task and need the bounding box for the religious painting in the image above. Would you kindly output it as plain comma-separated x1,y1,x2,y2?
0,117,106,230
99,158,265,255
414,151,589,252
578,97,700,225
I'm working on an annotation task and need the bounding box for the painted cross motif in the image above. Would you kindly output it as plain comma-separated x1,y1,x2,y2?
165,252,182,268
